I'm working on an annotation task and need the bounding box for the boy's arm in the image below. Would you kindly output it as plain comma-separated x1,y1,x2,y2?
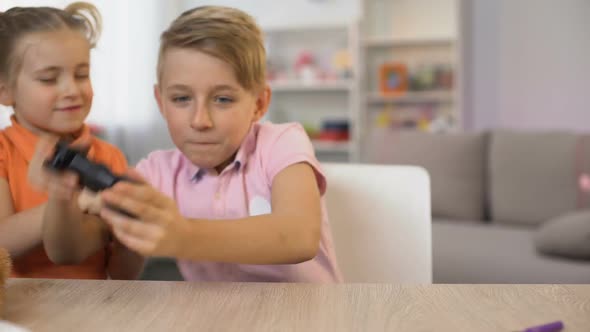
42,195,110,264
180,162,322,264
104,163,322,264
0,179,45,258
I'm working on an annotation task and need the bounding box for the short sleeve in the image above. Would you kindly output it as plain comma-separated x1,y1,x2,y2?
262,123,326,195
133,150,176,188
135,157,155,185
108,148,128,175
91,139,128,177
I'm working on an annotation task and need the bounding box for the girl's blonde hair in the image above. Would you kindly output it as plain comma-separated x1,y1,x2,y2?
158,6,266,93
0,1,102,83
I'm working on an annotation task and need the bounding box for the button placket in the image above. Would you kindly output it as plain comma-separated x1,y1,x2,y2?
215,172,231,218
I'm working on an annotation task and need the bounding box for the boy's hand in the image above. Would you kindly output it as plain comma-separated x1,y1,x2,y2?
28,135,91,200
99,169,189,257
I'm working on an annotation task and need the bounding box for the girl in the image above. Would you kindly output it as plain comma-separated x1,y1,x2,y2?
0,2,143,279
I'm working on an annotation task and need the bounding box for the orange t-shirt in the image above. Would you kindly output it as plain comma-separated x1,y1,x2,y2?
0,116,128,279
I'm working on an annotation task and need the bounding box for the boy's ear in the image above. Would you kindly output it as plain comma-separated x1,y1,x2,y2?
153,84,164,116
253,84,271,122
0,79,14,106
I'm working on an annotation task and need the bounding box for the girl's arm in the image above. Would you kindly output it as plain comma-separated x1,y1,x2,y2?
28,135,110,265
0,179,45,258
42,194,110,264
106,238,145,280
44,193,145,279
101,163,322,264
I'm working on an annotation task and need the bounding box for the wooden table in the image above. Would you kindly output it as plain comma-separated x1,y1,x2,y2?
3,279,590,331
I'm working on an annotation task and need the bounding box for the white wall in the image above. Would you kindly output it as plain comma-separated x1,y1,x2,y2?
463,0,590,132
389,0,457,40
460,0,500,131
181,0,360,29
498,0,590,131
114,0,177,163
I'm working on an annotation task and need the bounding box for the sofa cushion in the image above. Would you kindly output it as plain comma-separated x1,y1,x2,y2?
534,210,590,259
433,219,590,283
369,130,487,221
489,131,580,226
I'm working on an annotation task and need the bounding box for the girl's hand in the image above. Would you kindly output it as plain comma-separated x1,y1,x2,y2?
28,135,91,200
78,188,103,214
99,169,189,257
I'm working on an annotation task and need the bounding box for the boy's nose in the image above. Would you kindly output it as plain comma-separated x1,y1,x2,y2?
190,106,213,130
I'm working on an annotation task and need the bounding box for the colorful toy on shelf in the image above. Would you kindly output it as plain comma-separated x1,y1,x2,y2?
302,123,320,140
379,62,408,95
317,119,349,142
409,63,454,91
294,50,318,83
435,64,454,89
429,114,455,133
409,63,435,91
375,104,395,128
332,49,352,79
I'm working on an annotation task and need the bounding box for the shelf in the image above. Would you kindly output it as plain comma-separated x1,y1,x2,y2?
263,22,350,33
367,91,453,105
312,140,350,153
363,37,454,48
270,80,353,92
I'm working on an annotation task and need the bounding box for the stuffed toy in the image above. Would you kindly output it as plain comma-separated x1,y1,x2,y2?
0,248,11,316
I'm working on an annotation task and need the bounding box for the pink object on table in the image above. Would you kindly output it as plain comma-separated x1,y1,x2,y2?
579,173,590,192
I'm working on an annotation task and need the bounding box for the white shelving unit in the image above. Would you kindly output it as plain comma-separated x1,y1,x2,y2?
358,0,462,161
264,23,361,162
366,90,454,105
312,140,351,153
270,80,354,92
260,0,460,163
364,37,454,48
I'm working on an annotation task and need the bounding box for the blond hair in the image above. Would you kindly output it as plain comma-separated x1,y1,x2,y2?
0,1,102,82
158,6,266,93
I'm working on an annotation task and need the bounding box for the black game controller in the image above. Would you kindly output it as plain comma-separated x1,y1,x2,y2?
45,141,135,217
44,141,127,192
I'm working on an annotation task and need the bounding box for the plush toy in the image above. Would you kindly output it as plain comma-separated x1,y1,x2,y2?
0,248,11,316
294,50,318,83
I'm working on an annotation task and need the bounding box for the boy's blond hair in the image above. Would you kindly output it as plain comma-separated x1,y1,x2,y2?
0,2,101,83
158,6,266,93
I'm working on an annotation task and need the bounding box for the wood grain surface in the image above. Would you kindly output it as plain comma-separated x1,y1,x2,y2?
4,279,590,331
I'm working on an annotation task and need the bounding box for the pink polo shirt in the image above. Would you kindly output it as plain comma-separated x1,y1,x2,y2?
136,122,342,282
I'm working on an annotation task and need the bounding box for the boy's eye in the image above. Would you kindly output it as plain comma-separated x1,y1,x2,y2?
75,74,89,80
38,78,57,84
214,96,234,104
172,96,191,103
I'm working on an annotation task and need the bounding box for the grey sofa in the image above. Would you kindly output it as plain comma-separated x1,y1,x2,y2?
372,129,590,283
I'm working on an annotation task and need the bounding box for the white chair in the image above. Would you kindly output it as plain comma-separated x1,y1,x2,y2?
323,163,432,283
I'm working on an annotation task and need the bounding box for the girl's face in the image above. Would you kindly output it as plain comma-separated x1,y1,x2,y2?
155,48,270,173
0,29,93,137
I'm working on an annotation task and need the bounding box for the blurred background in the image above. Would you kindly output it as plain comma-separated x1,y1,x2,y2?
1,0,589,164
